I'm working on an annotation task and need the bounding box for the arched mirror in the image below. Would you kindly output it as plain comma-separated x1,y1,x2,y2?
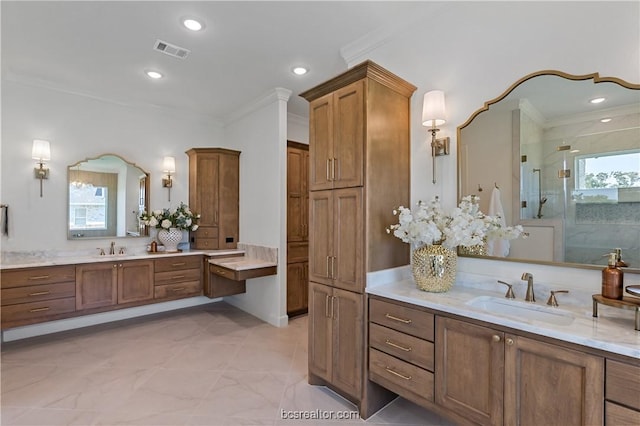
458,70,640,270
67,154,149,239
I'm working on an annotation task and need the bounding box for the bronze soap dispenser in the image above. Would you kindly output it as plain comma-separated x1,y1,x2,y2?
602,252,623,300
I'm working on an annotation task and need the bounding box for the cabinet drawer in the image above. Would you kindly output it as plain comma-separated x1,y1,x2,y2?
1,297,76,323
195,227,218,239
287,242,309,263
369,348,434,404
605,401,640,425
154,281,202,299
370,298,434,341
155,268,202,286
606,359,640,410
154,256,202,273
1,266,75,288
1,282,75,306
369,323,434,371
194,238,219,249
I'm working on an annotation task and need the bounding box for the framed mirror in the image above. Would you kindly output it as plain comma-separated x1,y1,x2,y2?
67,154,149,239
458,70,640,270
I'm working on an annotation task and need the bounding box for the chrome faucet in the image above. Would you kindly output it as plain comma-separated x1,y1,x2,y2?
109,241,116,255
521,272,535,302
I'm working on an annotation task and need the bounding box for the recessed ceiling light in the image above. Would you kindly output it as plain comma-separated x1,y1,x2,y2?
600,118,612,123
182,18,204,31
292,67,308,76
590,97,606,104
146,70,163,79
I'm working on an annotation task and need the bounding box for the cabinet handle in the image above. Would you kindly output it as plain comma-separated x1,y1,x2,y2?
326,256,331,278
492,335,501,342
385,367,411,380
171,287,185,291
113,264,117,268
326,159,331,181
171,262,186,267
333,157,338,181
331,296,336,319
506,338,514,346
384,313,412,324
325,294,331,318
119,264,123,268
28,275,50,280
28,291,50,296
385,339,412,352
29,307,50,313
331,256,335,280
216,269,226,275
171,275,186,280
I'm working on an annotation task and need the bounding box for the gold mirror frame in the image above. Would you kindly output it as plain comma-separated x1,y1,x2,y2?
67,153,150,239
457,70,640,273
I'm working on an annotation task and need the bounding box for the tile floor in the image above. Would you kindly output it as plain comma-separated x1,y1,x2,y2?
1,302,455,426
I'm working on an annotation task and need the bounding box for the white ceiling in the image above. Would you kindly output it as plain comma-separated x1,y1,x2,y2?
1,1,432,121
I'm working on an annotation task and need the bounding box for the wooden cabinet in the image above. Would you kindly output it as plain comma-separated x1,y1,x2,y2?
76,260,154,310
309,188,363,293
1,265,76,329
308,81,364,191
153,255,203,300
302,60,416,416
186,148,240,250
308,281,363,398
435,316,604,426
605,359,640,425
287,143,309,316
368,298,436,408
286,261,308,316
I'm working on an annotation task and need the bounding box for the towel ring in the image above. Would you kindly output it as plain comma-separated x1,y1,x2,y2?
495,182,500,189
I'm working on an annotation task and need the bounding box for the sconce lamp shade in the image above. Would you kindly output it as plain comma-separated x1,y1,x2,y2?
422,90,446,127
162,156,176,173
32,139,51,161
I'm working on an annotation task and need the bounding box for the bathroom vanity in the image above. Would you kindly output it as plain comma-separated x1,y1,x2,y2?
366,271,640,426
0,246,277,331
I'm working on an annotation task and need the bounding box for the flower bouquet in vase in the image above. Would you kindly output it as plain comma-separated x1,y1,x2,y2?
387,196,525,292
139,202,200,252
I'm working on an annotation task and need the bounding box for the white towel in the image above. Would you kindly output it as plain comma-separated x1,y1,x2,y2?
486,187,510,257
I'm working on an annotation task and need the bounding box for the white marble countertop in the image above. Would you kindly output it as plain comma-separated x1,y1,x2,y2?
208,257,277,271
0,249,244,270
367,270,640,360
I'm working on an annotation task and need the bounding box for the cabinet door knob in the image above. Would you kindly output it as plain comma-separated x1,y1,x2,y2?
506,338,514,346
492,334,501,342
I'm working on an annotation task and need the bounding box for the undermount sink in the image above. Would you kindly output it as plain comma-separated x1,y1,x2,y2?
466,296,575,326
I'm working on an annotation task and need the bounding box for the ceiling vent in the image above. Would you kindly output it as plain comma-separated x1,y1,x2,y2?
153,39,190,59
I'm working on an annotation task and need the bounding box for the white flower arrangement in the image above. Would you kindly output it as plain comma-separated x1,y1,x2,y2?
139,202,200,232
387,195,525,250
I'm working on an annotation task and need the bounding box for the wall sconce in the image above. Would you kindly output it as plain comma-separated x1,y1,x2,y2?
422,90,450,184
32,139,51,197
162,156,176,202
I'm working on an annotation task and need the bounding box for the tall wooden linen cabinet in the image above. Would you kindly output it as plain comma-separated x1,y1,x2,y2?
186,148,240,250
300,60,415,418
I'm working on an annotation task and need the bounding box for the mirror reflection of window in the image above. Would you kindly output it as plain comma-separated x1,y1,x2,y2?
69,184,109,230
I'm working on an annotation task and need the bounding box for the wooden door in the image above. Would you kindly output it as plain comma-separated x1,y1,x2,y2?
332,80,364,189
286,261,308,315
435,317,504,426
193,153,219,228
308,93,333,191
117,260,154,304
287,147,307,241
308,281,333,382
309,190,333,286
332,287,363,398
504,335,604,426
75,263,118,310
218,151,240,248
333,188,363,293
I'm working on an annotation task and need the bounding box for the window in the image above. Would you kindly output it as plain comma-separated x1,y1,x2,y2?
69,184,108,229
574,150,640,203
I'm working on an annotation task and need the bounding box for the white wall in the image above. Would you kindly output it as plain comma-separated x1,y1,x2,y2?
1,80,224,252
345,1,639,290
287,113,309,144
223,88,291,327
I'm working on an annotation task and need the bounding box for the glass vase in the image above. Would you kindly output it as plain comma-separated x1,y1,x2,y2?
412,244,457,292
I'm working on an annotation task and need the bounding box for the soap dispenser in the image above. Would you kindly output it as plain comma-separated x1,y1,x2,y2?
602,253,623,300
614,248,629,267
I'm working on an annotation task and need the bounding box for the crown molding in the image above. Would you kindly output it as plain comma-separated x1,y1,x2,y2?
223,87,292,126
